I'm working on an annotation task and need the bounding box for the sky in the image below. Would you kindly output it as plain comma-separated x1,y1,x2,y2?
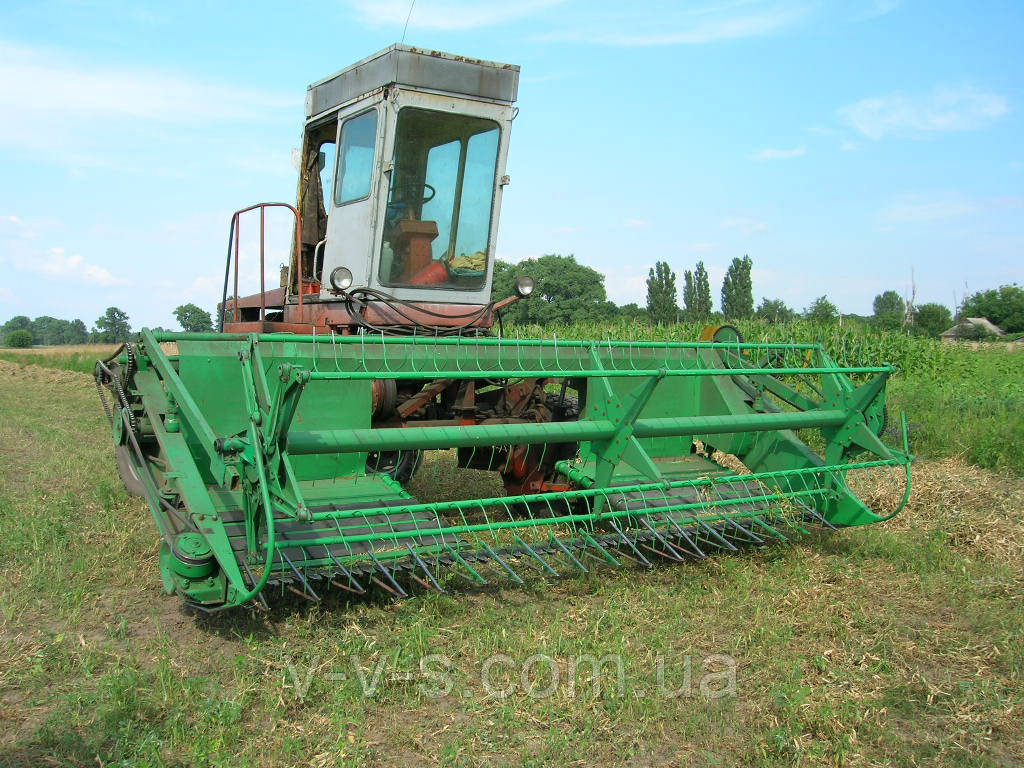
0,0,1021,329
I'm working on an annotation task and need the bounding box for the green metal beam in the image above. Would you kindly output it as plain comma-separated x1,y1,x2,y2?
151,330,821,351
286,409,850,455
306,366,891,381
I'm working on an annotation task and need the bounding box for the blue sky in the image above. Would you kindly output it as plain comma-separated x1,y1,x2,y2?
0,0,1021,329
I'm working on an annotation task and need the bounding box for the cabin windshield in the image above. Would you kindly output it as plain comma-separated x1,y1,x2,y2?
378,108,499,290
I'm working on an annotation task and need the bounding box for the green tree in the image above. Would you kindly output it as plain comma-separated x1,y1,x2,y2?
681,270,695,320
693,261,713,320
174,303,214,332
65,319,89,344
94,307,132,343
0,315,31,337
681,262,713,321
805,295,839,323
491,255,612,325
913,303,952,338
30,316,75,346
961,284,1024,333
756,298,794,323
720,255,754,319
872,290,906,330
4,329,32,348
645,261,678,324
617,303,649,322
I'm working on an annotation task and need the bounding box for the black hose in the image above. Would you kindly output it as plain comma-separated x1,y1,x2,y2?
342,286,495,336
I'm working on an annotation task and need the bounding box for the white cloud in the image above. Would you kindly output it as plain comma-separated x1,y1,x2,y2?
537,1,809,46
857,0,901,19
720,217,767,235
840,140,858,151
624,218,650,228
348,0,565,30
0,213,38,239
0,41,296,152
882,199,977,223
350,0,896,45
839,85,1008,140
880,194,1024,224
688,242,717,252
14,247,126,286
753,146,806,160
606,265,649,305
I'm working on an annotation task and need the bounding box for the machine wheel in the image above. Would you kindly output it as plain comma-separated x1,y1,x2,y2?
500,392,581,507
115,444,146,498
367,450,423,483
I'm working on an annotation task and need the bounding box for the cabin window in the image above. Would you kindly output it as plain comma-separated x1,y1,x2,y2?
335,110,378,206
379,108,499,290
318,142,336,209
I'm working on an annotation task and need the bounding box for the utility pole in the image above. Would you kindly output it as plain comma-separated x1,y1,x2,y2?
903,266,916,330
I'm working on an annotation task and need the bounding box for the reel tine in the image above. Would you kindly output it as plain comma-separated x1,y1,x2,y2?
750,514,789,541
405,543,445,593
793,498,839,530
480,541,525,584
608,520,652,567
514,535,559,577
446,546,488,584
725,517,765,545
241,560,272,610
549,533,588,573
638,518,685,561
658,512,707,558
368,550,408,597
379,329,392,373
280,550,321,602
581,529,621,567
706,478,766,545
695,517,739,551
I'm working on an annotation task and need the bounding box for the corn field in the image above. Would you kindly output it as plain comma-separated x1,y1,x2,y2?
512,319,959,378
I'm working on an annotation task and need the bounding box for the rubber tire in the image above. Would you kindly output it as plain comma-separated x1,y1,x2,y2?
366,450,424,484
115,444,146,498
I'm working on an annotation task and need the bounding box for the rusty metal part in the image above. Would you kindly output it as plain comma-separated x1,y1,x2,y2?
371,379,398,417
396,378,455,418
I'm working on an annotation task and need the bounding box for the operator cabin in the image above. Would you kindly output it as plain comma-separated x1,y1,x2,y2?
226,45,531,333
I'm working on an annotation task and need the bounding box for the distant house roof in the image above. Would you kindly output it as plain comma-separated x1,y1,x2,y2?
940,317,1005,338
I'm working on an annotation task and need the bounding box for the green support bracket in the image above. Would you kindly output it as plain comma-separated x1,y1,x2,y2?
823,370,893,464
138,329,237,490
585,345,666,512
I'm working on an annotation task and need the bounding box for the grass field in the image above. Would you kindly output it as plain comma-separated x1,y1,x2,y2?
0,346,1022,767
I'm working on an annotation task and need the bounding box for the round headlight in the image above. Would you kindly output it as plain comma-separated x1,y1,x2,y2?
514,275,535,298
329,266,353,292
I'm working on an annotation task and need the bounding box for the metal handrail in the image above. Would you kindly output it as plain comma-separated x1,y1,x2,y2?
219,202,303,330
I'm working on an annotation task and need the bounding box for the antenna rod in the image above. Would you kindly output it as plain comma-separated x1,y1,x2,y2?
402,0,416,43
